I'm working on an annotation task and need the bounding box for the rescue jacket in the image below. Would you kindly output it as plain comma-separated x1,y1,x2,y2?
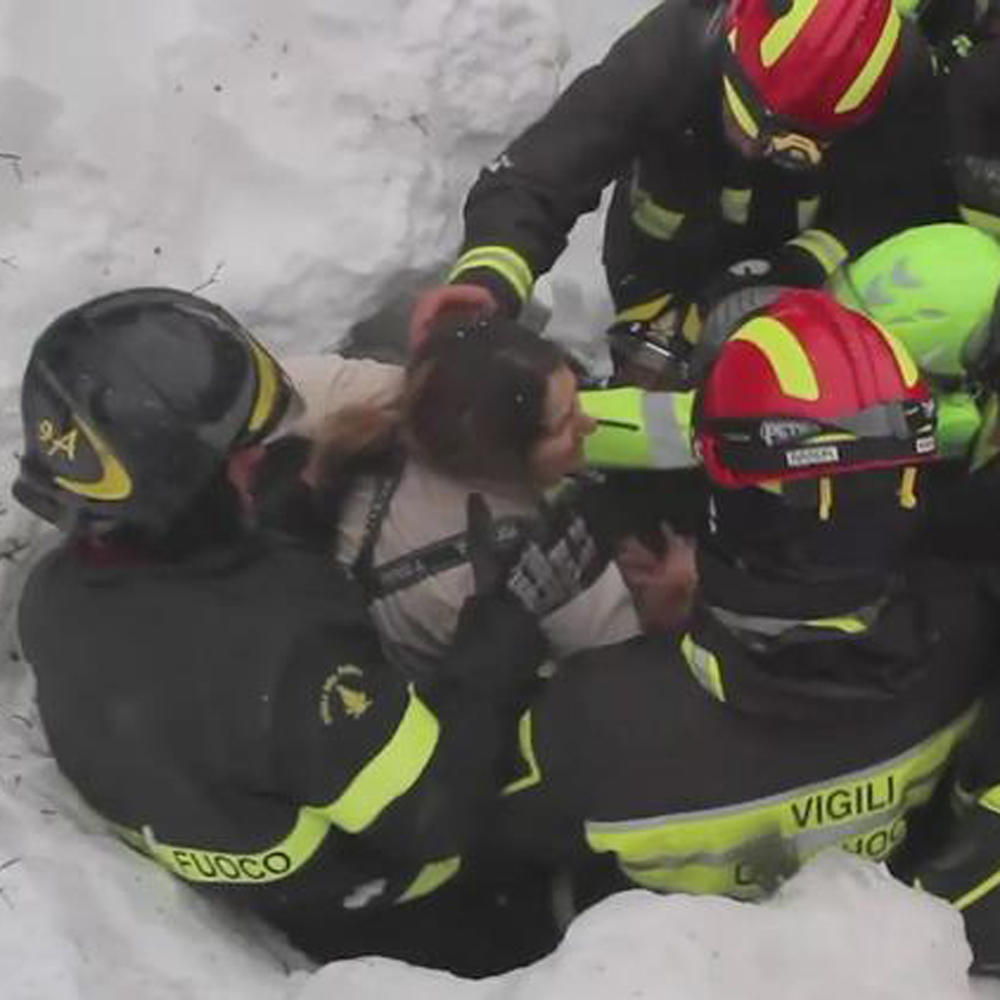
947,40,1000,238
18,532,544,946
451,0,954,317
495,557,995,899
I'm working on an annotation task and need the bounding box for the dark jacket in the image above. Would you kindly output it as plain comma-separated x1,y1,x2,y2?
452,0,955,315
496,558,994,899
18,532,542,962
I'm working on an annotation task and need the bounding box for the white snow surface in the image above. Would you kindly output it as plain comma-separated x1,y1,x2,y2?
0,1,998,997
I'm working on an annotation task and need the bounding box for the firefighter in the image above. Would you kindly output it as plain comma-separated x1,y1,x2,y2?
411,0,955,388
493,291,996,929
12,288,567,976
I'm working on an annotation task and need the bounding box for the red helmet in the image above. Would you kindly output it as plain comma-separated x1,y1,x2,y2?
695,290,937,488
724,0,903,141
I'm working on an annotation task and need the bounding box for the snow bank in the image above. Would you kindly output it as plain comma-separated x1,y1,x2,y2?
295,853,977,1000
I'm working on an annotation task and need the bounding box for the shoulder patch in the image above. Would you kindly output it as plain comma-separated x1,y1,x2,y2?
320,664,373,724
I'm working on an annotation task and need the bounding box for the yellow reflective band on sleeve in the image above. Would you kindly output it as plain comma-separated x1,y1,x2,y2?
503,710,542,796
720,188,751,226
630,179,686,241
797,197,820,231
732,317,821,401
836,4,902,115
448,246,534,303
397,856,462,903
616,293,672,324
680,633,726,702
322,685,440,834
585,705,978,899
582,389,698,470
875,327,920,388
113,807,333,885
245,337,282,435
723,76,760,141
961,205,1000,241
761,0,819,67
787,229,849,276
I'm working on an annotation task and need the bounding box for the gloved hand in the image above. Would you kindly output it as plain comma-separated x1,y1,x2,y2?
442,493,548,698
409,284,498,351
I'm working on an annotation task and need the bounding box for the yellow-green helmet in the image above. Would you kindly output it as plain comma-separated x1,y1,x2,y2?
829,223,1000,382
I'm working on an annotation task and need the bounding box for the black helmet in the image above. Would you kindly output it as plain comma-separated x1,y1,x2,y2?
14,288,293,535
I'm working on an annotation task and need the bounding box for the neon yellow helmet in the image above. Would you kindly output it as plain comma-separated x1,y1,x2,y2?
829,223,1000,382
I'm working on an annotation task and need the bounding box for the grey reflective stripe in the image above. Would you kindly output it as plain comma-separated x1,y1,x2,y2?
642,393,698,468
587,729,955,839
708,600,885,639
617,768,942,874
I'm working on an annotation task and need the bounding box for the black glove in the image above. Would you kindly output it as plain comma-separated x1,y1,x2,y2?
438,494,548,699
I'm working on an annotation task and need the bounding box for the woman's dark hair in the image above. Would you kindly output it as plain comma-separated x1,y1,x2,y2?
403,317,569,485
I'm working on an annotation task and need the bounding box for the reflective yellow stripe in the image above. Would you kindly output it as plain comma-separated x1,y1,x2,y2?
732,317,820,401
723,76,759,140
323,686,440,833
630,178,686,240
961,205,1000,240
875,327,920,388
114,807,332,885
448,246,534,302
397,856,462,903
787,228,849,275
112,688,441,885
680,633,726,702
246,336,281,434
797,197,820,230
581,389,697,470
585,706,977,898
898,466,918,510
617,293,672,324
761,0,819,66
503,710,542,795
720,188,751,225
835,4,901,114
805,615,868,634
817,476,833,521
952,865,1000,912
54,415,134,502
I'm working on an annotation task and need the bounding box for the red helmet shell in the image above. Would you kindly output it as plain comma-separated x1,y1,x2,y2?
696,290,935,487
726,0,903,136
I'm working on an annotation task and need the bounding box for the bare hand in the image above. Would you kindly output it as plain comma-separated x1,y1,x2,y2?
616,533,697,632
409,284,498,350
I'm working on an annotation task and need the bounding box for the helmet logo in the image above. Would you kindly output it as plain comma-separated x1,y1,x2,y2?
38,419,79,460
760,418,818,445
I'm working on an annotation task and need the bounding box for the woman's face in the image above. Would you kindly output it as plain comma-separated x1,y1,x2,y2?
528,365,596,487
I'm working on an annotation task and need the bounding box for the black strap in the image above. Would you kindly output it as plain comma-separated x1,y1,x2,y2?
350,453,535,602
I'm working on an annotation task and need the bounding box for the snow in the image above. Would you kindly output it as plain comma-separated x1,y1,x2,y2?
0,1,997,998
